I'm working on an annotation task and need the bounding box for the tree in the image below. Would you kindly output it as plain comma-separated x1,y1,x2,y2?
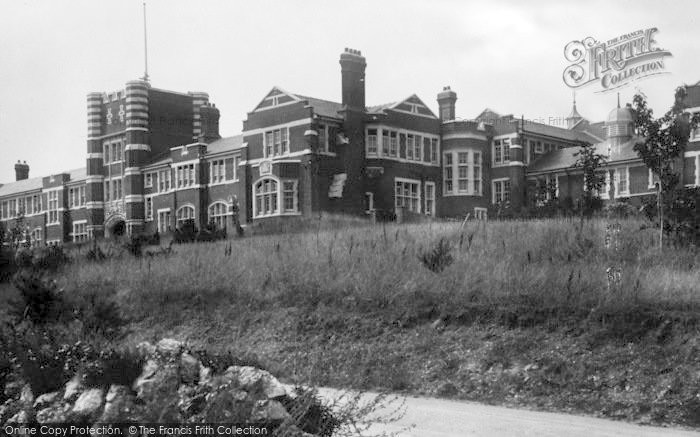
631,86,700,248
573,141,607,219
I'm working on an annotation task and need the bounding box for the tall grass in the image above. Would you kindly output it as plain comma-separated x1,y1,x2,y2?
59,218,699,335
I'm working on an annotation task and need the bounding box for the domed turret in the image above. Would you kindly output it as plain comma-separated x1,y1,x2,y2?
605,94,634,147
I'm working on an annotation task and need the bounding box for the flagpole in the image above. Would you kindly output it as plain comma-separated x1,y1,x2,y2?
142,1,149,82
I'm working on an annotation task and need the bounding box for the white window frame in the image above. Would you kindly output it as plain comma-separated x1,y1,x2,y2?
492,178,511,205
71,220,88,243
145,172,154,188
157,208,171,233
30,227,42,247
614,167,630,198
68,186,86,209
145,196,153,221
47,191,59,224
493,136,513,167
394,177,421,214
210,159,226,185
263,127,290,158
175,204,196,227
158,169,172,192
424,181,436,216
443,150,482,196
208,201,229,229
175,163,196,189
366,128,378,156
252,176,300,218
474,207,488,220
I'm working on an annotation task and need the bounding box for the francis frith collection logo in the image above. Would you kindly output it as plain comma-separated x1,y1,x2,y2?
563,28,672,92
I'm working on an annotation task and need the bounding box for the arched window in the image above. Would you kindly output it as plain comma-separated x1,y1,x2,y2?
208,202,228,229
255,178,278,217
176,205,195,227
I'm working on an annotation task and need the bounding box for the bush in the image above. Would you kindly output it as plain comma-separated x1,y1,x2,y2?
419,238,454,273
73,290,127,340
9,271,66,324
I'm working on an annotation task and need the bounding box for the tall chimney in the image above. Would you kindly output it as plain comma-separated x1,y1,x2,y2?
14,160,29,181
339,48,366,110
437,86,457,121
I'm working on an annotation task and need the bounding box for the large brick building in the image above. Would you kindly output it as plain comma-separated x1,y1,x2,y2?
2,49,700,244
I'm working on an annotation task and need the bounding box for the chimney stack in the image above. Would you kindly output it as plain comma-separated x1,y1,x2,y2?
339,48,367,110
437,86,457,121
14,160,29,181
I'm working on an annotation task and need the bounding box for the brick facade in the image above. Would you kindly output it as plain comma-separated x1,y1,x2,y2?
2,52,700,244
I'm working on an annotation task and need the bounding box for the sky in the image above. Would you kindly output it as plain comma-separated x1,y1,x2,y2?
1,0,699,181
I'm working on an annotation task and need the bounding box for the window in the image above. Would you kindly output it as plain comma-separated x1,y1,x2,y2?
110,178,123,200
208,202,228,229
232,156,240,181
382,130,391,156
389,131,398,157
145,197,153,221
395,179,421,213
17,198,25,215
414,135,422,161
68,186,85,208
255,178,278,217
615,167,629,197
443,153,453,194
425,182,435,216
494,138,511,165
444,150,482,196
210,160,225,184
283,181,297,212
103,140,123,164
32,194,42,214
493,179,511,204
367,129,378,155
474,208,488,220
145,173,154,188
407,135,414,160
72,221,88,243
317,125,327,153
48,191,59,224
264,128,289,157
175,164,195,188
431,138,439,164
104,181,110,202
158,209,171,233
473,152,482,195
648,169,660,190
176,205,195,227
159,169,171,192
104,144,110,164
30,228,42,247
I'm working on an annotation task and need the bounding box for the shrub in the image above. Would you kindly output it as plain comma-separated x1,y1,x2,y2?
279,387,341,437
9,271,66,324
419,238,454,273
73,290,127,340
9,327,68,395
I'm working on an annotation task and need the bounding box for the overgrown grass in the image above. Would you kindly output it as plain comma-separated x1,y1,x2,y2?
60,218,699,335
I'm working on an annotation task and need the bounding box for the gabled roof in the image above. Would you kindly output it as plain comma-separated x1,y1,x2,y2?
528,137,642,174
207,135,245,155
367,102,396,113
523,121,599,143
296,95,344,119
0,177,43,197
387,94,437,118
0,167,87,198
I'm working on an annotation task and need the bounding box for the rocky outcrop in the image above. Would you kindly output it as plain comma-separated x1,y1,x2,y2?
1,338,317,436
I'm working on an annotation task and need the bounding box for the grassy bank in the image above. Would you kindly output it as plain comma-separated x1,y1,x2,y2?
3,218,700,427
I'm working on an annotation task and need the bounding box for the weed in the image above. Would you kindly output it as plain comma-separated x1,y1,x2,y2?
419,238,454,273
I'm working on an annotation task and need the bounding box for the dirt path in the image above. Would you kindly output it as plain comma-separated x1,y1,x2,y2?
314,388,700,437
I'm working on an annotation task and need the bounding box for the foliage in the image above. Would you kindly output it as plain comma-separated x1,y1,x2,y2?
632,86,700,246
419,238,454,273
9,271,66,324
604,201,638,219
573,141,607,217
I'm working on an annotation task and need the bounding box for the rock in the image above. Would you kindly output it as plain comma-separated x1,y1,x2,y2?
64,375,83,401
6,409,32,424
99,385,135,422
72,388,104,419
251,400,291,422
34,391,61,409
134,363,179,401
437,382,459,397
199,366,213,386
156,338,183,356
180,353,201,384
19,385,34,405
4,381,23,399
36,404,70,424
136,341,157,357
225,366,287,399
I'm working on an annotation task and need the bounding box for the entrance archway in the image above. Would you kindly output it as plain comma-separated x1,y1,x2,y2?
104,215,127,240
